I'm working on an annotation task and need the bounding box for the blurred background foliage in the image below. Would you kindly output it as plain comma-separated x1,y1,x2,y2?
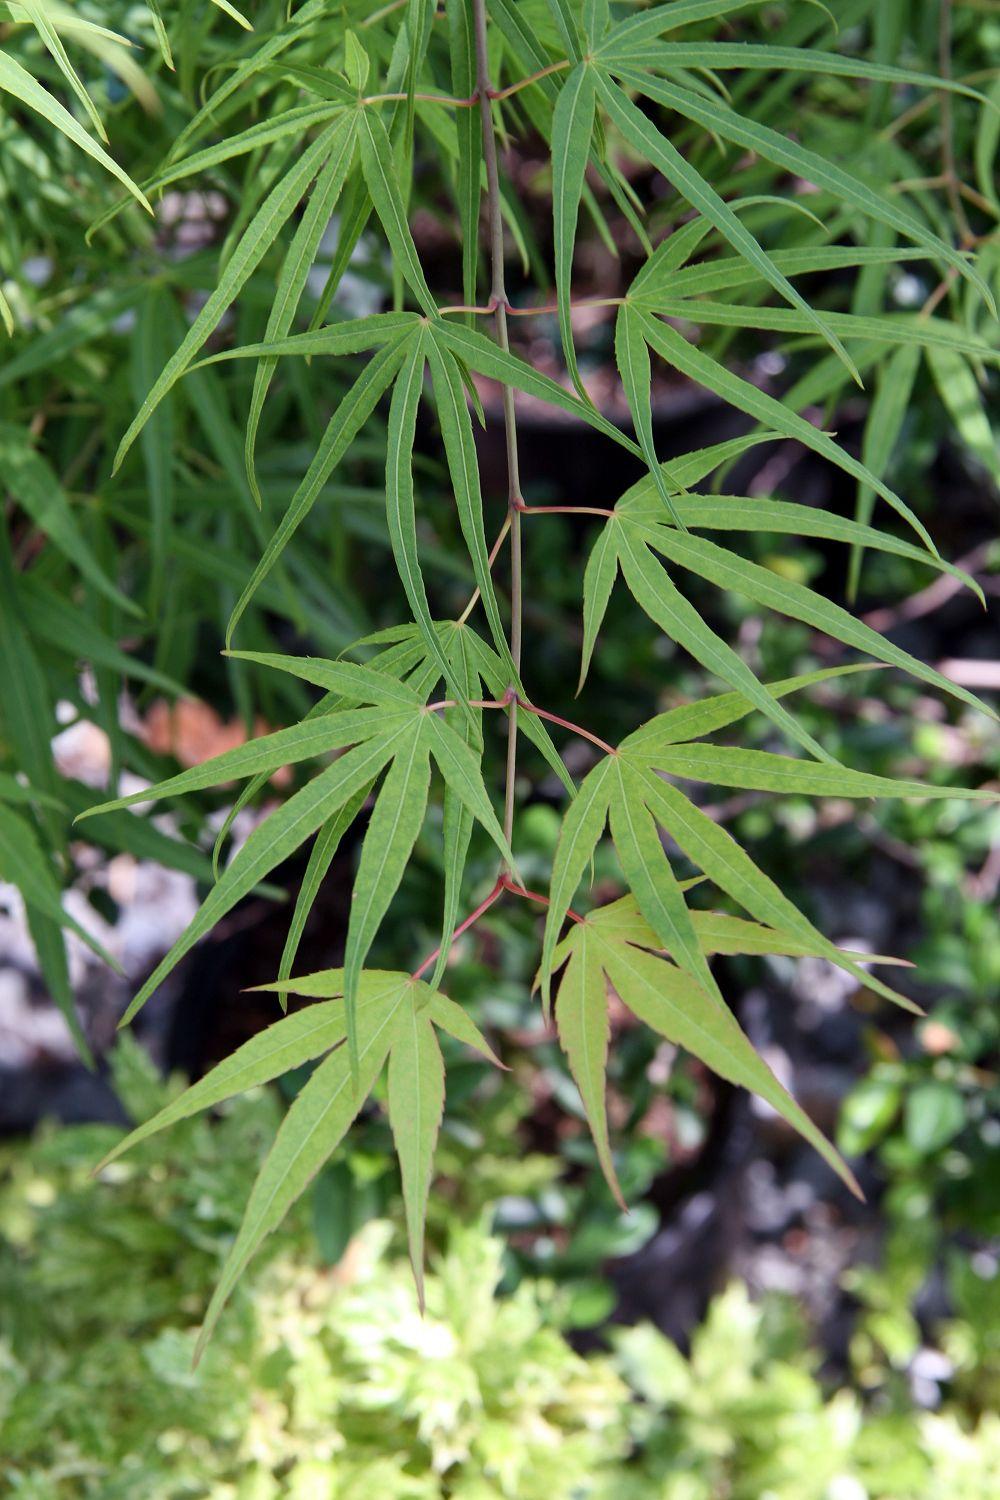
0,0,999,1491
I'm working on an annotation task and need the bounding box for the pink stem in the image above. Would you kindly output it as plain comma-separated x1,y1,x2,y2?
411,878,504,981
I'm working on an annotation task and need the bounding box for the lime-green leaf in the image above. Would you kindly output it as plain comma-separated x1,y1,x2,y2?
926,344,1000,490
119,729,408,1028
428,991,505,1067
553,63,597,399
597,933,860,1196
555,924,624,1206
96,1000,355,1170
635,764,919,1013
540,757,614,1002
446,0,481,306
388,1001,444,1305
425,712,516,867
579,520,619,692
598,1,767,56
610,757,723,1004
196,971,409,1357
342,719,431,1074
226,651,422,709
277,785,374,996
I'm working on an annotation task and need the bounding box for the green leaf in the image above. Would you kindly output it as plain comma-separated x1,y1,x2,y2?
597,75,860,381
196,971,411,1357
540,757,614,1003
358,106,438,316
596,931,860,1196
638,523,995,722
225,651,422,709
227,334,411,643
0,803,117,972
926,344,1000,490
446,0,481,307
634,763,919,1013
386,334,474,720
342,719,431,1074
609,756,723,1005
554,923,624,1205
640,742,995,801
277,785,374,995
387,1001,445,1305
118,728,408,1027
613,67,993,313
598,1,768,55
579,520,619,691
616,522,835,762
614,305,685,525
431,630,479,990
0,425,139,617
245,114,357,505
433,320,642,458
426,338,515,673
427,991,505,1067
114,122,341,474
637,310,938,553
850,343,922,600
552,63,597,399
425,711,515,867
96,1000,357,1169
0,44,151,212
621,664,884,754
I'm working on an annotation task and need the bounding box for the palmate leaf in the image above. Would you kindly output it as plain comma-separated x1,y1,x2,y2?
94,967,502,1352
549,896,860,1203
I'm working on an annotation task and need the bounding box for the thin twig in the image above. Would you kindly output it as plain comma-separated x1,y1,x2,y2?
411,877,504,980
473,0,523,867
457,514,511,624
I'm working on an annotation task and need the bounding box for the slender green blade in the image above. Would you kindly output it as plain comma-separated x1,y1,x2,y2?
850,343,922,600
552,63,597,399
540,757,614,1002
196,973,409,1357
428,991,505,1067
358,106,438,316
555,927,624,1205
579,521,620,692
277,785,373,995
226,651,422,709
388,1002,445,1306
614,304,685,524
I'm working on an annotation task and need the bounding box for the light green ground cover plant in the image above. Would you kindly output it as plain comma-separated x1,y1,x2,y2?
2,0,998,1341
3,1055,999,1500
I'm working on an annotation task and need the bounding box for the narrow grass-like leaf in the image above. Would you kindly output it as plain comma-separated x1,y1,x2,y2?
388,1002,444,1305
0,803,117,971
114,124,339,474
850,343,921,600
579,521,619,692
553,63,597,399
246,115,357,505
425,711,515,868
598,1,768,55
446,0,480,306
196,973,409,1357
19,0,109,140
926,344,1000,489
